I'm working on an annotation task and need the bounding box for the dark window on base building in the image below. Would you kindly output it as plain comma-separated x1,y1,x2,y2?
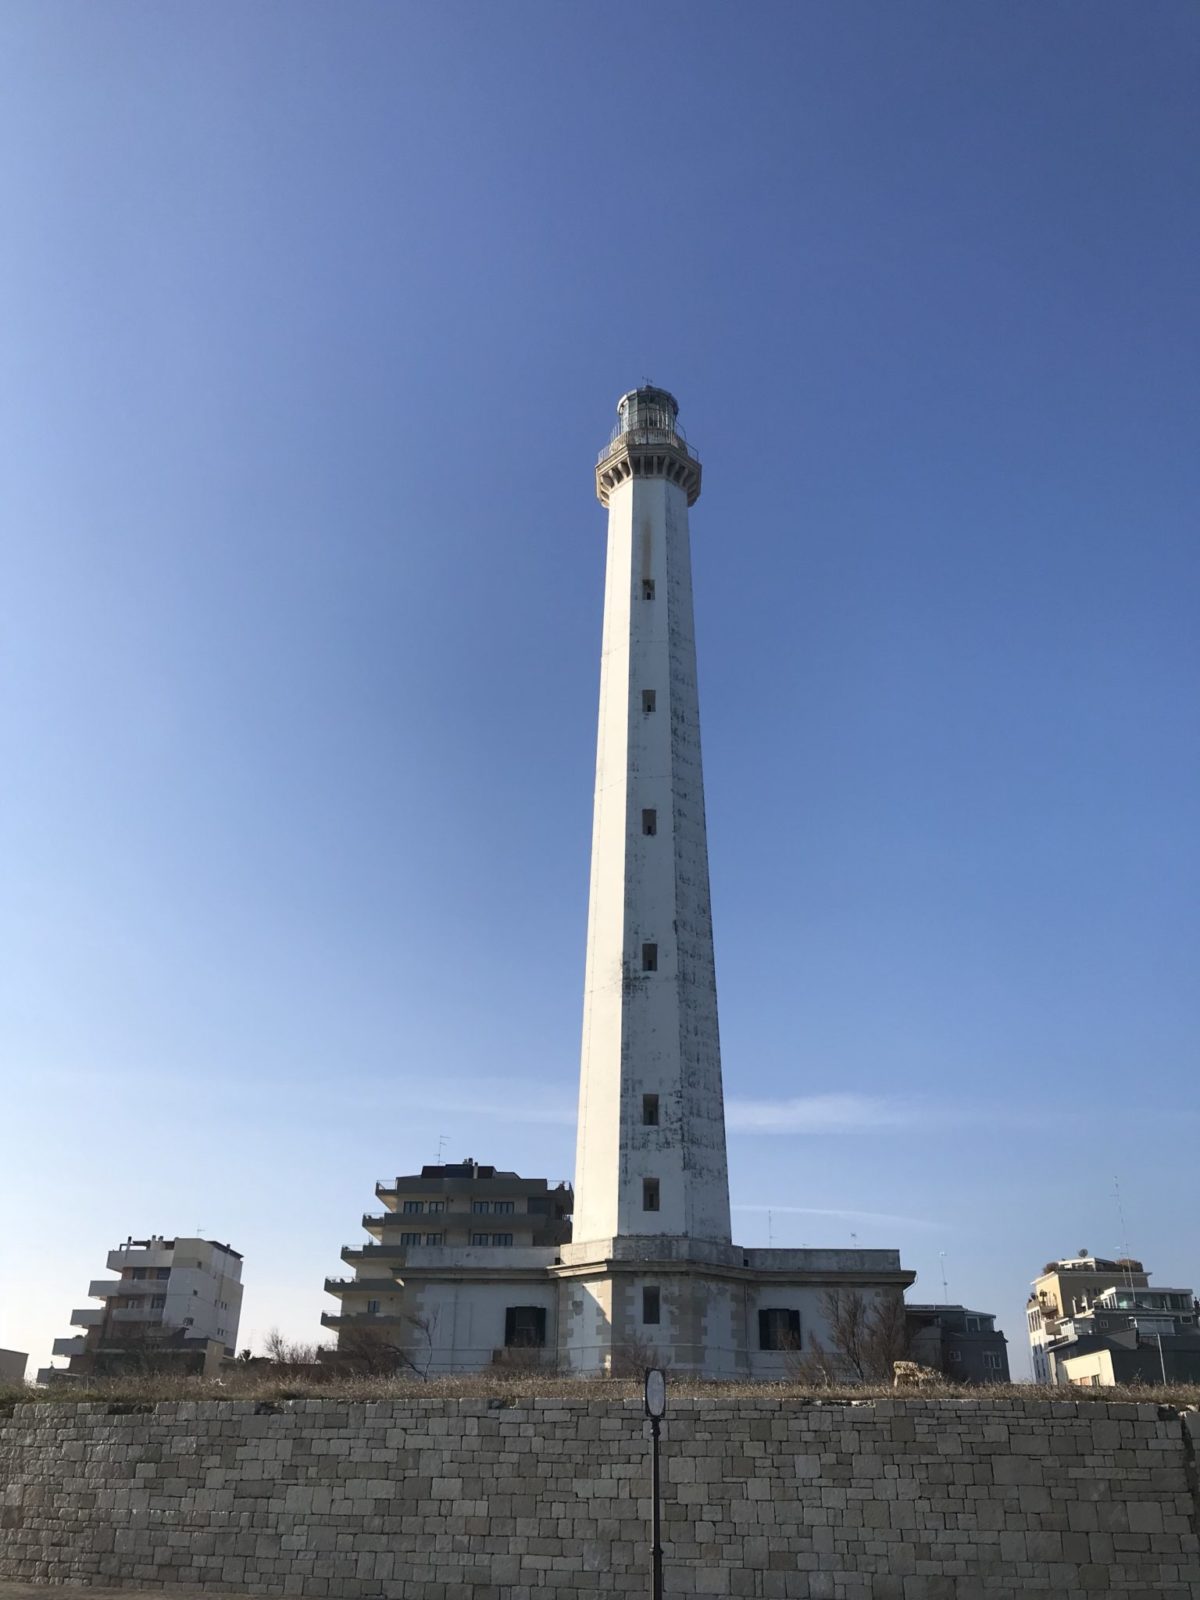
505,1306,547,1348
643,1287,661,1325
759,1308,801,1351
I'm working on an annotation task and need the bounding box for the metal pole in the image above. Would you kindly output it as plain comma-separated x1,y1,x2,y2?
1157,1333,1167,1385
651,1415,663,1600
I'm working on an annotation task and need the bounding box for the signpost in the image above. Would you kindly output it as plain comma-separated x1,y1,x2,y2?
644,1368,667,1600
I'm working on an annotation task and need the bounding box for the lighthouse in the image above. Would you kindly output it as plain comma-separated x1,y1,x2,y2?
325,386,913,1378
572,388,731,1248
556,388,914,1375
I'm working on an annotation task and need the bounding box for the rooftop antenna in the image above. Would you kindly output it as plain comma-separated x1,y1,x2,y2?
1114,1174,1135,1291
767,1210,774,1247
939,1251,950,1305
436,1133,448,1164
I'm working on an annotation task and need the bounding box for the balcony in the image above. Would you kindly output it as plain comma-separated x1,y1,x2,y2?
362,1212,450,1233
320,1309,409,1330
70,1308,103,1328
596,425,699,469
108,1307,165,1324
345,1241,416,1260
51,1337,86,1357
88,1278,166,1299
106,1247,174,1273
324,1277,395,1297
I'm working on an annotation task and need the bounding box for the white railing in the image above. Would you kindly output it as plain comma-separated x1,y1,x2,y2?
597,428,699,468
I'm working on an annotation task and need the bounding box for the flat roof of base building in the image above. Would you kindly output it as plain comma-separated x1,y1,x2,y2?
378,1160,572,1196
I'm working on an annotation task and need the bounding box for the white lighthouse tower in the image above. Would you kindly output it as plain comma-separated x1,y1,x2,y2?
572,388,731,1248
556,388,914,1375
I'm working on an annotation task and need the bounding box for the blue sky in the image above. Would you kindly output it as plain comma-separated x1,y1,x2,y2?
1,4,1196,1379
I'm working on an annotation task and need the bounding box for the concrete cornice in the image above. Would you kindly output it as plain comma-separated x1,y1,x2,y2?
595,430,701,507
549,1256,917,1291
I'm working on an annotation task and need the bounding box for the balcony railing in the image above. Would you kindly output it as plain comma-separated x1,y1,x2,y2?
362,1211,453,1230
597,426,698,469
320,1309,408,1328
325,1276,395,1295
88,1277,167,1298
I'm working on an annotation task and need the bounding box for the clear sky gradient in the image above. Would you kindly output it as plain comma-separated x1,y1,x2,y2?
2,4,1196,1378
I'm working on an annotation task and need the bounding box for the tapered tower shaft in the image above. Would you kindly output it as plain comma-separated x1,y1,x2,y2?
572,389,731,1248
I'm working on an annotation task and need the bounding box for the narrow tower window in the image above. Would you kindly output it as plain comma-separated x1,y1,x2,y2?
642,1094,659,1126
642,1286,661,1325
641,943,658,972
642,578,655,600
642,689,656,714
642,1178,660,1212
642,809,657,836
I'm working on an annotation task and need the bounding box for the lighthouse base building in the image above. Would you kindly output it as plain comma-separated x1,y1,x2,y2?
327,389,912,1377
552,1238,911,1378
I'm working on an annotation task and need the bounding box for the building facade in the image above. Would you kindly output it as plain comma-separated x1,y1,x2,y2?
905,1304,1010,1383
38,1236,243,1382
0,1350,27,1385
325,1162,573,1372
325,388,914,1376
1026,1252,1150,1382
1038,1274,1200,1387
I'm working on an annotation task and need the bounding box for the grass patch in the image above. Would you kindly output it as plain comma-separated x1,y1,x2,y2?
3,1373,1199,1409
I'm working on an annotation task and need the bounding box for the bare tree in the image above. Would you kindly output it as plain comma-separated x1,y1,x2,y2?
262,1328,321,1370
793,1289,912,1384
610,1328,663,1378
336,1309,440,1380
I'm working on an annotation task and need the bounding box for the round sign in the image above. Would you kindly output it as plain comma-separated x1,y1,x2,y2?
644,1367,667,1418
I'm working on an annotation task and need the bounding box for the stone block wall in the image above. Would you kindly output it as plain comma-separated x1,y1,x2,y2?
1,1397,1197,1598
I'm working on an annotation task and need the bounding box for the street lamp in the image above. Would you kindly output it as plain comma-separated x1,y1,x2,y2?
644,1368,667,1600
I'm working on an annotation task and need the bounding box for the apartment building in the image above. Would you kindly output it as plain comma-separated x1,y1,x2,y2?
1027,1250,1200,1385
1026,1252,1149,1382
0,1349,28,1384
905,1304,1010,1383
1048,1280,1200,1386
38,1235,243,1382
323,1159,573,1368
